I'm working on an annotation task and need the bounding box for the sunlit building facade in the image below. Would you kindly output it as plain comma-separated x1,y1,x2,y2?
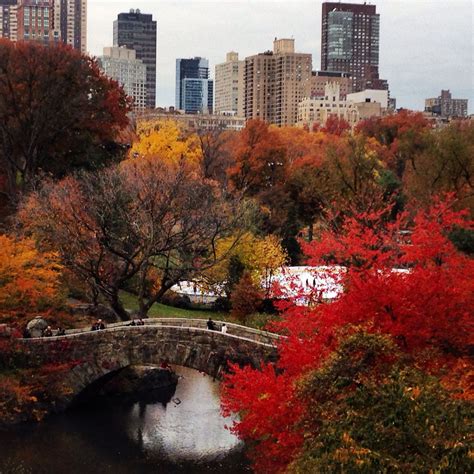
99,46,147,110
244,38,312,126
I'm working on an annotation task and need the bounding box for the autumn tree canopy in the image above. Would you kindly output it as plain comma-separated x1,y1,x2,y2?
129,119,202,166
0,40,130,205
19,158,245,320
222,198,473,473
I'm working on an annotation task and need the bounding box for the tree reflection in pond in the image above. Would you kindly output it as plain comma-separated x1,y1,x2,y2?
0,367,249,474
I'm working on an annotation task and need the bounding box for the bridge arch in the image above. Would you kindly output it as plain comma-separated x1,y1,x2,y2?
20,321,279,408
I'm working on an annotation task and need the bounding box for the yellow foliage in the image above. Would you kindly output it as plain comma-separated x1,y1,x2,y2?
0,234,63,310
203,233,287,294
128,119,202,166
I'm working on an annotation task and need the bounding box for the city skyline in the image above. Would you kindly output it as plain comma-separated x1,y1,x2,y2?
87,0,473,113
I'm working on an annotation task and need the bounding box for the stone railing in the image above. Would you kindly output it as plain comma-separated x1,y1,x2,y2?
51,318,281,346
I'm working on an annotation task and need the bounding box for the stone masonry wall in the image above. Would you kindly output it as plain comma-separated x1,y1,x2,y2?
19,325,279,408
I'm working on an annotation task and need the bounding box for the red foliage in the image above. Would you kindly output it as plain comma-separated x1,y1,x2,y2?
222,364,304,472
0,39,131,201
321,114,351,136
230,273,263,323
356,109,431,146
221,197,473,473
356,109,432,178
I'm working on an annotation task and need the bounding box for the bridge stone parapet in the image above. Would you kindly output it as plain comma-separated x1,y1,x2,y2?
65,318,281,345
20,323,280,408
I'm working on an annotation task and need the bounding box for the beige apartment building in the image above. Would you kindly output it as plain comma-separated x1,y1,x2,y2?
347,89,389,110
99,46,147,110
298,82,386,129
214,51,244,116
244,38,312,127
297,82,360,129
425,90,468,119
137,109,246,132
0,2,18,41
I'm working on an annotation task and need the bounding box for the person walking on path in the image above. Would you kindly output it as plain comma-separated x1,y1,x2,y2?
221,324,228,334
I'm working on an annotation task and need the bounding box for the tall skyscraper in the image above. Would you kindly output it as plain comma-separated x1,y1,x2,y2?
244,38,312,127
99,46,147,110
176,57,213,114
214,52,244,116
56,0,87,53
321,2,387,92
0,0,86,52
114,9,157,109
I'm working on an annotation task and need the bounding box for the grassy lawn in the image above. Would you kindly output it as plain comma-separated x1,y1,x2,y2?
119,291,274,329
119,291,227,320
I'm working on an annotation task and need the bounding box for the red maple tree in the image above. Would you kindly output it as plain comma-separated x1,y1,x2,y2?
221,197,473,472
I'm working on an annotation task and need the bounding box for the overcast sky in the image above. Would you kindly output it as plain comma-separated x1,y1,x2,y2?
88,0,473,112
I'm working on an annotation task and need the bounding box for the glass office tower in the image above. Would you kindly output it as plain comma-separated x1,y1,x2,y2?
321,2,387,92
176,57,213,114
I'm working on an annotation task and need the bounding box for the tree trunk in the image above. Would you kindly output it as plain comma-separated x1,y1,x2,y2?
308,222,314,242
138,280,175,318
108,292,130,321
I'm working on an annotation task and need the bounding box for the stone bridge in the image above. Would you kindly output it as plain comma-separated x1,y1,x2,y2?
19,319,280,407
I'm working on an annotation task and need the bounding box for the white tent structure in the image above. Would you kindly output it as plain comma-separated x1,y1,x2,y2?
172,266,345,305
270,266,345,302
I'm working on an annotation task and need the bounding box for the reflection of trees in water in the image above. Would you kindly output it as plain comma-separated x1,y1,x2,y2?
0,368,249,474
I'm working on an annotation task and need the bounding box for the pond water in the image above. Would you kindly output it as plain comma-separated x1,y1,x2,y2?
0,367,250,474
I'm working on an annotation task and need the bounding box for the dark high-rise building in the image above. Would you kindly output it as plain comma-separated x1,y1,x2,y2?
114,9,157,109
176,57,213,114
321,2,388,92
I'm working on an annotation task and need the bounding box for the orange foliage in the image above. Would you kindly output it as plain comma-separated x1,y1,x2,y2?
0,235,63,310
227,119,288,195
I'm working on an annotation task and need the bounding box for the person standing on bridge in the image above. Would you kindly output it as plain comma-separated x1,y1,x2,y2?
221,324,228,334
91,319,106,331
207,318,216,331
